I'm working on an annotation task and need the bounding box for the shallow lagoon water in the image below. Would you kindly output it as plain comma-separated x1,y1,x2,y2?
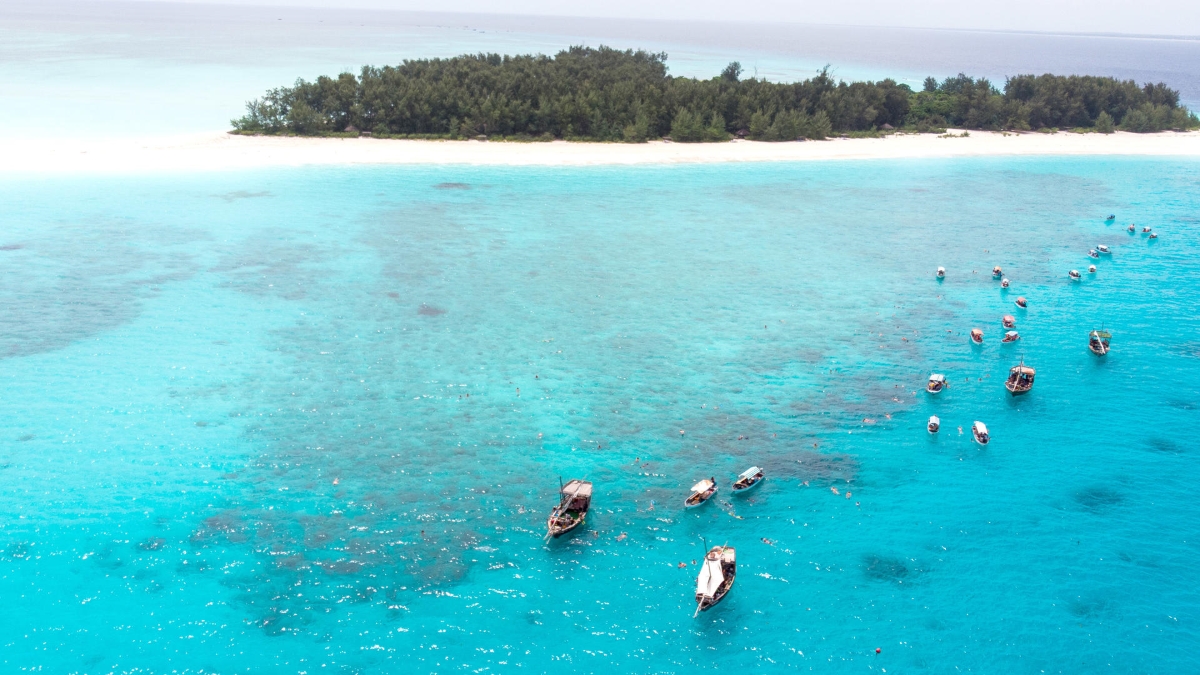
1,158,1198,672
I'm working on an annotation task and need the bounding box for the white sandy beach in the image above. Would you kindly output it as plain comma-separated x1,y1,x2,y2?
4,129,1200,173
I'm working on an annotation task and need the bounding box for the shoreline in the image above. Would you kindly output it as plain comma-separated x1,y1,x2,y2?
4,130,1200,173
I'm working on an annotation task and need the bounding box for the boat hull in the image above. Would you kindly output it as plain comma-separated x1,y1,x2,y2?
732,478,763,493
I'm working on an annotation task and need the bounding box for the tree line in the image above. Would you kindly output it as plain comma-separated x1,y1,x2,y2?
231,46,1198,141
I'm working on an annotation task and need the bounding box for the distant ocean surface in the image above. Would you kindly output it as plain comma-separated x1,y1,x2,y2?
3,0,1200,137
2,158,1199,672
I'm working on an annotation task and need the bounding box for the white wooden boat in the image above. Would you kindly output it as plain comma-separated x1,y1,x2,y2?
732,466,764,492
927,415,940,433
694,545,736,615
992,266,1002,278
1088,265,1096,273
1002,315,1016,329
1002,330,1020,343
972,421,990,445
1000,278,1010,288
1097,244,1110,254
684,479,717,508
1069,270,1081,281
970,328,983,344
936,266,945,279
1015,296,1027,308
926,373,946,394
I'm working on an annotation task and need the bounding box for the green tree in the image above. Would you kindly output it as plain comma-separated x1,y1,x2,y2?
1095,111,1115,134
670,108,706,142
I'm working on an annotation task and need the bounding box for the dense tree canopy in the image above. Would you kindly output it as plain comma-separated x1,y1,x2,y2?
232,46,1198,140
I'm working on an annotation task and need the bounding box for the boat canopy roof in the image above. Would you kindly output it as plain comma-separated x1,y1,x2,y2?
696,557,724,597
690,479,714,493
738,466,763,480
929,415,940,423
973,421,988,433
1005,330,1019,338
971,328,982,334
561,480,593,497
928,373,945,382
1091,330,1112,339
1004,314,1015,321
1010,365,1036,375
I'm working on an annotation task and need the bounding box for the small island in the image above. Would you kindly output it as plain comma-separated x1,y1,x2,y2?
231,46,1199,141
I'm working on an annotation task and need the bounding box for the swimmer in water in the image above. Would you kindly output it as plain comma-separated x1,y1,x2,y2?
761,537,774,545
958,426,963,435
678,562,686,568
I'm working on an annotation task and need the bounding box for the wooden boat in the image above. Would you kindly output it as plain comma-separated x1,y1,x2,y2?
1005,363,1035,395
936,266,945,279
1088,249,1099,259
694,545,736,615
1000,278,1010,288
1002,330,1020,343
1149,232,1158,239
1069,269,1081,281
1142,227,1152,233
992,266,1003,278
732,466,764,492
1002,315,1016,329
970,328,983,344
1105,214,1116,221
546,479,593,538
1088,329,1111,356
972,421,990,445
684,479,717,508
927,415,940,433
926,373,946,394
1015,296,1027,308
1088,265,1096,274
1097,244,1110,254
1127,224,1136,233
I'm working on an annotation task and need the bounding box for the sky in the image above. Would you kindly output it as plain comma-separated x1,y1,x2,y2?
108,0,1200,37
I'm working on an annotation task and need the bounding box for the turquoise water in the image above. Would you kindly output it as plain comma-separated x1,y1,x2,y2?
1,158,1198,672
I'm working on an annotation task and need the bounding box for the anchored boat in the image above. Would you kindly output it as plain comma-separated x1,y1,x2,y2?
936,266,946,279
1000,277,1010,288
694,545,736,615
1069,269,1081,281
927,415,940,433
1005,363,1035,395
1002,315,1016,329
732,467,764,492
972,421,990,446
926,373,947,394
970,328,983,344
1002,330,1020,343
992,266,1003,278
1088,329,1112,356
1097,244,1110,254
546,479,593,539
684,479,718,508
1015,296,1027,308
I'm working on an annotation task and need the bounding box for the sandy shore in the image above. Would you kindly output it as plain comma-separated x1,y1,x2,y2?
4,130,1200,173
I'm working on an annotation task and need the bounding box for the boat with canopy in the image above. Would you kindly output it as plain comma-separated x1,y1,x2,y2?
1015,296,1027,308
1088,329,1112,356
992,266,1002,278
1002,330,1020,343
546,479,593,539
1005,363,1035,395
1000,278,1010,288
926,373,947,394
684,479,717,508
936,266,945,279
972,421,990,445
927,415,940,433
694,545,736,615
1002,315,1016,328
1069,269,1081,281
970,328,983,344
732,467,764,492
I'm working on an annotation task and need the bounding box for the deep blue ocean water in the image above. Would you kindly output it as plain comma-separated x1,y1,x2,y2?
1,158,1198,672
